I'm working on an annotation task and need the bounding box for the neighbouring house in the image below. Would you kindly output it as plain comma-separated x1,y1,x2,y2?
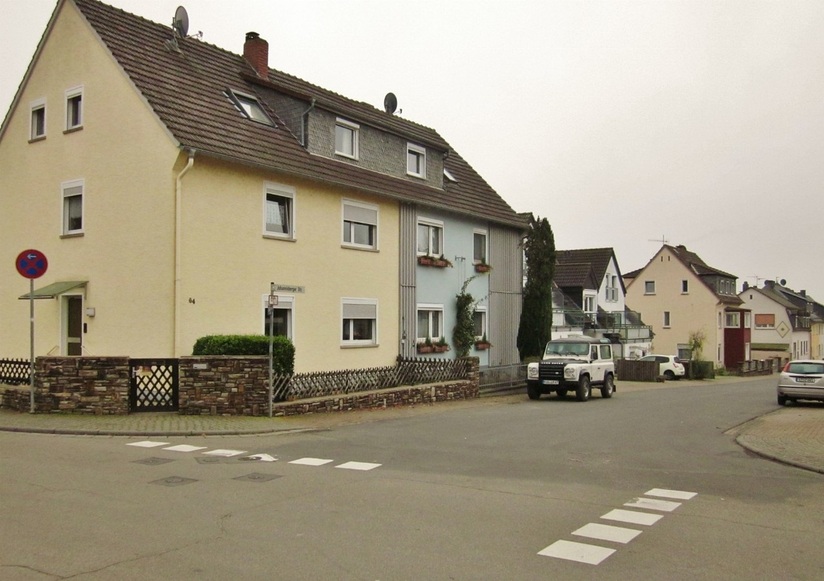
624,244,748,368
0,0,524,372
738,280,819,361
552,248,651,358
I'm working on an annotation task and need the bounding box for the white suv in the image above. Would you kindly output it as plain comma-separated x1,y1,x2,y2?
526,337,616,402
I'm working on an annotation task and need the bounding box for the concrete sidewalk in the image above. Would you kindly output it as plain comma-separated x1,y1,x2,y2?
1,378,822,474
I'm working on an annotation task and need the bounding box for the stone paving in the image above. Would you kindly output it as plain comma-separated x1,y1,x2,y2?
1,379,822,474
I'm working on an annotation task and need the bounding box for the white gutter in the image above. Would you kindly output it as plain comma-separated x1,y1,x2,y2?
174,149,196,356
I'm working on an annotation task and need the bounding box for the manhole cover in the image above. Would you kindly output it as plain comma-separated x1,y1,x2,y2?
151,476,198,487
133,457,175,466
233,473,282,483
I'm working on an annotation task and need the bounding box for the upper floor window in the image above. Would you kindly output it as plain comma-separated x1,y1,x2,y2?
754,313,775,329
605,275,618,302
473,230,487,264
681,280,689,294
342,199,378,250
663,311,671,328
341,298,377,346
65,86,83,131
263,183,295,239
30,98,46,140
226,89,273,125
725,312,740,328
407,143,426,178
417,218,443,256
335,118,359,159
62,180,84,235
644,280,656,295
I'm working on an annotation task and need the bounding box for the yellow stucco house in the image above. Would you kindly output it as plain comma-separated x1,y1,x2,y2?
624,244,748,369
0,0,524,372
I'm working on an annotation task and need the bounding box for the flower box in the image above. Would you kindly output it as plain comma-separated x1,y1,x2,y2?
474,341,492,351
417,344,434,354
433,344,450,353
418,255,452,268
474,263,492,273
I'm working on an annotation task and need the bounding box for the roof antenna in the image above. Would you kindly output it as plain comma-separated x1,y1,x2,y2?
648,235,669,245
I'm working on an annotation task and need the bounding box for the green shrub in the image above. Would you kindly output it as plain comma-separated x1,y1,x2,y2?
688,360,715,380
192,335,295,374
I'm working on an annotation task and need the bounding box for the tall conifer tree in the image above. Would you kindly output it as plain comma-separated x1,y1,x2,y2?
517,215,555,360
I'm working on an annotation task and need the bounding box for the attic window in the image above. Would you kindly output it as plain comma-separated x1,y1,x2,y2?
226,90,273,125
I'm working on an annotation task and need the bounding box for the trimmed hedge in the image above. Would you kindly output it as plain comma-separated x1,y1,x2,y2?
192,335,295,374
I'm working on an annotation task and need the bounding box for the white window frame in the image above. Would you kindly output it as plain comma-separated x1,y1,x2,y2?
644,280,656,295
416,304,444,342
262,294,295,341
663,311,671,328
263,182,296,240
473,307,487,341
227,89,273,125
30,98,46,140
341,298,378,347
61,179,84,236
65,86,83,131
417,218,443,256
725,312,740,328
473,229,488,264
754,313,775,329
681,280,689,294
335,118,359,159
341,199,378,250
407,143,426,178
744,312,751,329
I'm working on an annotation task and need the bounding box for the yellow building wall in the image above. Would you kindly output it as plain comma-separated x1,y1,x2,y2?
625,247,722,364
0,1,180,358
177,157,400,372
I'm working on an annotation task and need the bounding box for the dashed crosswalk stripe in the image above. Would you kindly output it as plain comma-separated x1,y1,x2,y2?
335,461,381,471
538,540,616,565
203,449,247,457
601,508,663,526
162,444,208,453
127,440,169,448
539,488,698,566
624,497,681,512
289,457,334,466
572,523,642,544
645,488,697,500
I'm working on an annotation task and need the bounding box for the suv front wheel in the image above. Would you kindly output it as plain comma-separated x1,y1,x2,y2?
576,375,591,402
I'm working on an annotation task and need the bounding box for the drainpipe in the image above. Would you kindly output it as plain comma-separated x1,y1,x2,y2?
300,98,316,147
175,149,196,356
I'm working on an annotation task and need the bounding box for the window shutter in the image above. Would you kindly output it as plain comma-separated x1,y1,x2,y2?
343,302,376,319
344,204,377,226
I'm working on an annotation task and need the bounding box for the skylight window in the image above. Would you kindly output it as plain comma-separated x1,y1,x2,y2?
226,90,273,125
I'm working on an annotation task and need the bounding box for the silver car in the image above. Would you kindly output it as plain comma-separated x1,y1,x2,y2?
777,360,824,405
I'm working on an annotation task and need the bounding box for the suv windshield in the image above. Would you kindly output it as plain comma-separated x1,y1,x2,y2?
544,342,589,357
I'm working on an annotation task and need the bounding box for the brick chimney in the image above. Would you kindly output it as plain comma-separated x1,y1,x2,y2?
244,32,269,78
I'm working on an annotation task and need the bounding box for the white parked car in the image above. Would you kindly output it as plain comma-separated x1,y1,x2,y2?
638,354,685,380
777,360,824,406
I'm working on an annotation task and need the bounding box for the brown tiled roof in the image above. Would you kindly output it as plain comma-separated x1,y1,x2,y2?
557,247,625,292
71,0,522,228
554,262,598,290
666,245,743,305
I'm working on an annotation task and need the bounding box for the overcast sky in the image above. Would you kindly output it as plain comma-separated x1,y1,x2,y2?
3,0,823,300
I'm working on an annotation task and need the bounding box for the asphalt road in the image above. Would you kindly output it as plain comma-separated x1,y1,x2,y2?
1,376,822,580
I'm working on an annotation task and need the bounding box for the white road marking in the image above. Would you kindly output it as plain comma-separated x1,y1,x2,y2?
601,509,663,526
163,444,208,453
289,457,334,466
538,540,616,565
645,488,697,500
335,461,381,471
624,497,682,512
203,449,247,457
126,441,169,448
244,454,277,462
572,523,642,544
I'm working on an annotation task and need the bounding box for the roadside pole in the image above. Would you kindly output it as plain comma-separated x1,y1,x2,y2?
15,249,48,414
268,282,277,418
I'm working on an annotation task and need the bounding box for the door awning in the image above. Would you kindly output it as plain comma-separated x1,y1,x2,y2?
18,281,87,300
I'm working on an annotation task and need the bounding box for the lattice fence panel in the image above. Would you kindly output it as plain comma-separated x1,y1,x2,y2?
0,358,30,385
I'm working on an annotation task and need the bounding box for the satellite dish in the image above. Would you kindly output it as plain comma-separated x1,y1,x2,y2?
384,92,397,114
173,6,189,38
780,278,787,286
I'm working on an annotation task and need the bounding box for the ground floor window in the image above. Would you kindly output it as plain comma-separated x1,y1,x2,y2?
341,298,377,346
263,295,293,339
417,305,444,342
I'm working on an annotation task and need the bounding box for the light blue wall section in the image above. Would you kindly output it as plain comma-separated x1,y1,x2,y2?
415,208,491,364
